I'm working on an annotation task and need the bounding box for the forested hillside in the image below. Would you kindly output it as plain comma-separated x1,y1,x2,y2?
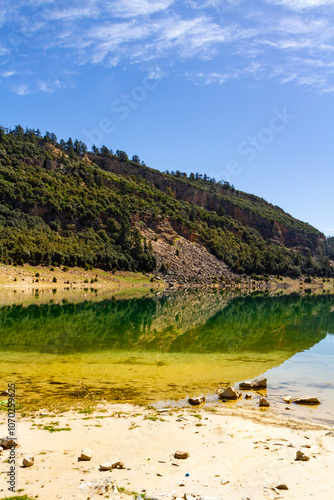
0,124,332,278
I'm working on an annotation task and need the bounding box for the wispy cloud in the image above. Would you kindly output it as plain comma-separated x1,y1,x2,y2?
2,0,334,94
12,84,30,96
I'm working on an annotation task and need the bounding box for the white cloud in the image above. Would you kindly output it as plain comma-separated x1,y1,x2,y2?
1,71,16,77
12,84,30,95
266,0,334,10
2,0,334,95
107,0,175,18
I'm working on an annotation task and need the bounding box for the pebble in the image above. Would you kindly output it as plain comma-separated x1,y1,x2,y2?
259,397,270,407
23,456,35,467
276,484,289,490
80,448,93,461
100,462,113,470
174,451,189,459
296,450,310,461
188,396,205,406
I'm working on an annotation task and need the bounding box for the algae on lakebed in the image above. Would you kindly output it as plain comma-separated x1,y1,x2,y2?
0,291,333,416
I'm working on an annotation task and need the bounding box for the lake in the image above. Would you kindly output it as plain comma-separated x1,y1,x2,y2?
0,288,333,424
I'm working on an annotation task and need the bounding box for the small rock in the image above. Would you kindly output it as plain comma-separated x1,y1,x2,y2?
325,431,334,437
112,461,125,469
23,456,35,467
174,451,189,459
293,396,321,405
218,386,242,400
0,390,9,396
239,375,267,390
188,396,205,406
0,446,3,454
259,397,270,407
285,407,291,410
100,462,113,470
179,480,186,486
245,394,252,399
80,448,93,461
283,396,292,404
276,484,289,490
296,450,310,461
0,438,18,449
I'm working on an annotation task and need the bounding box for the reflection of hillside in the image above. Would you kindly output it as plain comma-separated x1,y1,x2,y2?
0,292,333,356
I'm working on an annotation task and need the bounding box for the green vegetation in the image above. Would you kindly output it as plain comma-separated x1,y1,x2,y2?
0,124,332,276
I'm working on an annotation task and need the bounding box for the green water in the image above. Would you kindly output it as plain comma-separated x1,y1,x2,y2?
0,290,333,423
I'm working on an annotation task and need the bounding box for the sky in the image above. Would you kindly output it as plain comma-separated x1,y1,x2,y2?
0,0,333,235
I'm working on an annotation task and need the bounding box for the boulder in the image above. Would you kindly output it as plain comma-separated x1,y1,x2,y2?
293,396,321,405
0,438,18,449
218,386,242,400
296,450,310,461
188,396,205,406
259,397,270,407
239,375,267,390
23,456,35,467
80,448,92,461
174,451,189,459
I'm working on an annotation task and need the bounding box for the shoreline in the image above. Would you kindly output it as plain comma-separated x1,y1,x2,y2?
1,402,333,500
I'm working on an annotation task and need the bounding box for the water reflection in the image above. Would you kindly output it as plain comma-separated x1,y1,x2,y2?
0,290,333,420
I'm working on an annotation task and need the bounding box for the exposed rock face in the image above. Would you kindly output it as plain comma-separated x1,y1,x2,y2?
94,156,323,251
239,376,267,390
218,386,242,400
139,217,235,284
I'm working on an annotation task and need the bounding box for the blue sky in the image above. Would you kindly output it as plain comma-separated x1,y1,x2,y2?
0,0,333,235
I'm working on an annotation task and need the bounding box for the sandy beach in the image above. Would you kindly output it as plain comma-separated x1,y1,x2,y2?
1,402,333,500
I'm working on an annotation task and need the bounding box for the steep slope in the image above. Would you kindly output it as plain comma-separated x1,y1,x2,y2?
0,125,332,279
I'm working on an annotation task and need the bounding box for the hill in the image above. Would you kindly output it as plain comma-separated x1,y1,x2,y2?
0,124,332,282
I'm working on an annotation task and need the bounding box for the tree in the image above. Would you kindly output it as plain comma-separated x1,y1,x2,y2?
132,155,140,163
116,150,128,162
100,145,110,157
92,144,100,155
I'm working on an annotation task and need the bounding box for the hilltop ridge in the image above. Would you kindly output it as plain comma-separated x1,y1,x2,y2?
0,124,332,282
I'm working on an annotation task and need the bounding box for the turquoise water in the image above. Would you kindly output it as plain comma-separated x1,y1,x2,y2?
0,289,333,423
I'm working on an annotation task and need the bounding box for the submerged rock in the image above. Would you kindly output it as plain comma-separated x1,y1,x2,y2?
239,375,267,390
293,396,321,405
259,397,270,407
188,396,205,406
218,386,242,400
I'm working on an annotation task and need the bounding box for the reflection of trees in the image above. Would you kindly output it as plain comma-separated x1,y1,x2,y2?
0,292,333,354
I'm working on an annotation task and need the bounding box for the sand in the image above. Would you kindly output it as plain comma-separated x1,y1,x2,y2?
1,403,333,500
